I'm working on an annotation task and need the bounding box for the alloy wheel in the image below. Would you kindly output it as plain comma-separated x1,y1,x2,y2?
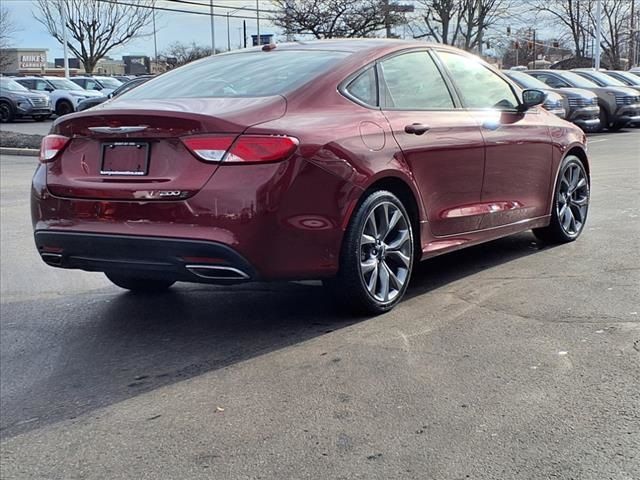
557,162,589,237
359,201,412,303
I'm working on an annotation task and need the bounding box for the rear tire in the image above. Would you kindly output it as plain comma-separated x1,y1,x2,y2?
106,273,175,292
55,100,74,116
326,190,415,315
608,121,626,131
533,155,589,244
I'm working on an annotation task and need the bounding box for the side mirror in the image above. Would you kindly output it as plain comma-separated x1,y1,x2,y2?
519,89,546,111
45,86,54,92
108,92,114,99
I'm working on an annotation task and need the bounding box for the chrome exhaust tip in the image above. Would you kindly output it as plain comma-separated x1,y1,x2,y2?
41,253,63,266
185,265,250,281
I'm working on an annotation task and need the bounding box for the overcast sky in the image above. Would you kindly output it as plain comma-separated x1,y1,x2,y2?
4,0,279,59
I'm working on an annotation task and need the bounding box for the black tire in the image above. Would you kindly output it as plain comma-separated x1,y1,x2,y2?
55,100,74,116
597,107,609,132
533,155,590,244
0,100,15,123
608,121,626,131
105,273,175,292
326,190,415,315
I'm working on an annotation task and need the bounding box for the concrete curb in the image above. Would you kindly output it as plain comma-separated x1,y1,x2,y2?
0,147,39,157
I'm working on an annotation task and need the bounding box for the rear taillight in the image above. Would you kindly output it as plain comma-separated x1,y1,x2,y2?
182,135,298,164
40,135,70,163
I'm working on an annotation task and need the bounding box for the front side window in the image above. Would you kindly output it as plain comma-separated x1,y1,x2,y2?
345,67,377,106
34,80,51,91
379,51,454,109
0,78,29,92
438,51,519,109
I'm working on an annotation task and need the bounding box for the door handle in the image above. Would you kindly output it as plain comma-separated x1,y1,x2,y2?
404,123,430,135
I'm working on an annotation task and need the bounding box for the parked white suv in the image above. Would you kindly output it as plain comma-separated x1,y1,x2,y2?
13,76,104,116
70,76,123,96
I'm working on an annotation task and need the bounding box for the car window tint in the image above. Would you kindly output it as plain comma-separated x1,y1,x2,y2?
438,51,518,109
124,50,349,99
532,74,569,88
34,80,49,91
379,52,454,109
86,80,99,90
346,67,377,106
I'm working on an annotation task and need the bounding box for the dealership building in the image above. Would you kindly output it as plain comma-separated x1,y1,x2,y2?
1,48,156,76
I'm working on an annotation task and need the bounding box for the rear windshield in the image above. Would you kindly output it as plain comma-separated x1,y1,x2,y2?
504,71,548,90
123,50,349,99
558,71,599,88
49,78,85,91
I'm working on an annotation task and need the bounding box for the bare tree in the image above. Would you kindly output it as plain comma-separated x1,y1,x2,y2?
33,0,156,74
532,0,593,58
270,0,404,39
413,0,512,54
588,0,633,69
413,0,463,45
163,42,213,67
0,5,19,70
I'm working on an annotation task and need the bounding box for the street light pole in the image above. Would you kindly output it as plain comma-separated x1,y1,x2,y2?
256,0,261,46
594,0,602,69
210,0,216,55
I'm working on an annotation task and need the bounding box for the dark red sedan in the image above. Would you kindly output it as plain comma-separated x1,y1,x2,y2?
32,40,590,314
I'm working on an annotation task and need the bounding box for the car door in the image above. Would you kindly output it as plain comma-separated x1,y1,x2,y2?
378,50,486,236
436,51,553,228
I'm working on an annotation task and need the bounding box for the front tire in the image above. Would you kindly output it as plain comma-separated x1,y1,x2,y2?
106,273,175,292
55,100,74,116
0,101,15,123
327,190,415,315
533,155,589,244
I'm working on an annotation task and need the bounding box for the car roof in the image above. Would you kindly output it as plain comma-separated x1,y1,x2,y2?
239,38,460,57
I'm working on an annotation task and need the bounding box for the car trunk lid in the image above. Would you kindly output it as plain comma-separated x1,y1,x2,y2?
47,96,286,200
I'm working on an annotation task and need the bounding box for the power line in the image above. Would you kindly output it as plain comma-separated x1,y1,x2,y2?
95,0,264,20
165,0,277,14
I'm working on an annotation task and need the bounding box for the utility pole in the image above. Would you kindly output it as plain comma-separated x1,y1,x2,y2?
630,0,636,67
532,29,536,69
152,6,158,69
594,0,602,69
60,4,69,77
382,0,414,39
256,0,261,46
227,11,231,51
210,0,216,55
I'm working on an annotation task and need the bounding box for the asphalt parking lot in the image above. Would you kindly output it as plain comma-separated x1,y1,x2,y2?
0,128,638,479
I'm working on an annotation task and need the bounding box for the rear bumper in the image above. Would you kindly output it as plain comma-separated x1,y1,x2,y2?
35,231,258,284
31,156,362,281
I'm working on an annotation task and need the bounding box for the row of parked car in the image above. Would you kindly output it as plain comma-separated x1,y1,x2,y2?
2,68,640,131
503,68,640,132
0,75,152,123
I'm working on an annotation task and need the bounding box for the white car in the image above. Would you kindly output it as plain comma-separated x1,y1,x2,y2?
70,76,123,96
13,76,104,116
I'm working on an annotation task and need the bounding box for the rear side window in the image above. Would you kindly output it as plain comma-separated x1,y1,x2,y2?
123,50,349,99
528,73,569,89
380,52,454,109
438,51,519,109
346,67,377,106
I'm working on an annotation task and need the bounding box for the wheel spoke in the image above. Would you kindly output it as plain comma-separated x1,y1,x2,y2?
361,233,376,246
562,205,574,231
377,204,390,239
378,262,390,302
367,263,378,293
383,209,402,241
366,215,378,239
387,229,410,251
575,178,587,191
572,196,588,206
382,261,402,290
361,258,377,274
386,249,410,268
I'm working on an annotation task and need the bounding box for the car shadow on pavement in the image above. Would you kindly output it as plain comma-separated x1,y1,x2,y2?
0,232,555,439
